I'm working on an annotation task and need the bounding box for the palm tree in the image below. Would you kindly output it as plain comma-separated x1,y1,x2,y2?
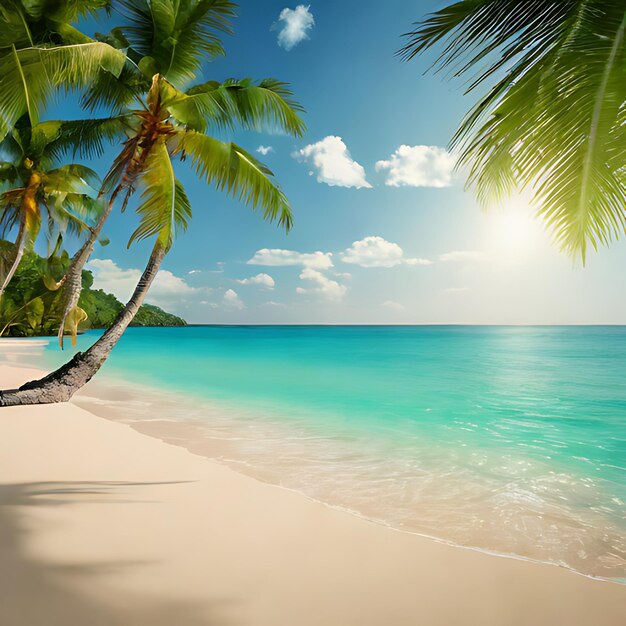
0,118,104,303
47,0,305,348
0,0,130,346
0,0,305,406
400,0,626,262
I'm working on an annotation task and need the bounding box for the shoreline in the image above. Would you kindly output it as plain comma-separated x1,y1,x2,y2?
6,349,626,585
1,362,625,625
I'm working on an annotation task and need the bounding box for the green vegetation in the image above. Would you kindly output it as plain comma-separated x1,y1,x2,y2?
0,1,303,404
402,1,626,261
132,304,186,328
0,118,105,296
0,243,185,337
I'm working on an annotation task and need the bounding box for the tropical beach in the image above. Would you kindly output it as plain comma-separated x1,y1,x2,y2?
2,0,626,624
2,360,626,626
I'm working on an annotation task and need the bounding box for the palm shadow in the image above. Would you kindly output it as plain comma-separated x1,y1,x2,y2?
0,481,240,626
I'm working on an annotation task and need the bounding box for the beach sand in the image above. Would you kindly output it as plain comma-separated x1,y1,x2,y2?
1,363,625,625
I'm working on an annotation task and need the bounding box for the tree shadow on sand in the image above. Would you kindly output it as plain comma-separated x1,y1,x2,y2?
0,481,240,626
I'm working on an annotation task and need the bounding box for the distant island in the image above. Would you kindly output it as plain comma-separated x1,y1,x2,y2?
0,243,186,337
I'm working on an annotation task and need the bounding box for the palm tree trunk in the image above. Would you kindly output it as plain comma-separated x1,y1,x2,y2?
0,214,27,297
58,198,114,347
0,242,166,406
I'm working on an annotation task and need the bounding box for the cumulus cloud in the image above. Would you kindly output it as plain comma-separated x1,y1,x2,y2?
223,288,245,309
256,145,274,156
439,250,485,262
247,248,333,269
87,259,201,307
276,5,315,50
382,300,405,311
340,236,432,268
296,268,346,300
375,145,455,188
236,273,275,289
294,136,371,189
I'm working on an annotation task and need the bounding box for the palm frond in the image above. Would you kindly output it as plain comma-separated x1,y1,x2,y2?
400,0,582,89
0,1,34,48
81,63,147,112
165,77,306,136
44,164,101,195
18,0,110,21
174,129,293,230
402,0,626,260
128,137,191,250
46,193,105,236
0,188,22,237
44,115,135,160
0,42,127,140
0,162,20,187
114,0,236,86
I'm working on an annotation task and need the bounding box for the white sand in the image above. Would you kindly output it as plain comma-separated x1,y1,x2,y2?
1,364,625,625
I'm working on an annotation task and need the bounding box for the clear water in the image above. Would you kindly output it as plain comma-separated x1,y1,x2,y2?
7,325,626,581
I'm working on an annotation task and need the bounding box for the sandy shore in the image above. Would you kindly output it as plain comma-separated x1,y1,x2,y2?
1,364,625,625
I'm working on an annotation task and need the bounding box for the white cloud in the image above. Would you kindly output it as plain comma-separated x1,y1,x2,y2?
376,145,455,188
444,287,470,294
261,301,288,308
382,300,405,311
404,257,433,266
439,250,485,262
294,136,371,189
297,268,346,300
223,288,245,309
276,5,315,50
87,259,201,307
340,236,432,268
256,145,274,156
187,262,225,275
247,248,333,269
236,273,275,289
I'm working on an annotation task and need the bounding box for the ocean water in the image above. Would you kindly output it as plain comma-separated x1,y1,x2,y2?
6,325,626,581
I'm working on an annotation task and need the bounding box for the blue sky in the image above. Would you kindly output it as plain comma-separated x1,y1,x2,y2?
44,1,626,324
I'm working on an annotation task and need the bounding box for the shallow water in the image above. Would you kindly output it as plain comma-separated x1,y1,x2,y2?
5,325,626,581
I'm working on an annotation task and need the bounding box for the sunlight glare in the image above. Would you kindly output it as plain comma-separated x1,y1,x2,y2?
485,196,545,260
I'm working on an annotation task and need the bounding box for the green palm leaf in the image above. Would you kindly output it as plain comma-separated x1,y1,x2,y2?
0,42,127,140
164,77,306,136
115,0,235,86
174,129,293,230
128,137,191,250
44,164,101,195
402,0,626,261
17,0,110,22
45,115,136,160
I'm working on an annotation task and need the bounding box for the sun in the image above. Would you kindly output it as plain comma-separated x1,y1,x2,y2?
484,196,546,260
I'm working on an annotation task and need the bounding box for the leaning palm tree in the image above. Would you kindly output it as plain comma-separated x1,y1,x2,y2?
47,0,305,349
400,0,626,262
0,118,104,303
0,0,305,406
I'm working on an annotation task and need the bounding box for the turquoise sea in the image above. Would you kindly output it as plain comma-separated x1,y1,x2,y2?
6,325,626,581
